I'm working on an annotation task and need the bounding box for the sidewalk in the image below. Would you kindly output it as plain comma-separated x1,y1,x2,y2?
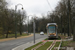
0,34,33,42
12,37,47,50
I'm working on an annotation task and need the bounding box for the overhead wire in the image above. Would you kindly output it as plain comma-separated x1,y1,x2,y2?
46,0,53,11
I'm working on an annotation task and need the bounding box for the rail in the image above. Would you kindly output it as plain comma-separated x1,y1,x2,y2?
58,39,62,50
47,40,56,50
31,41,47,50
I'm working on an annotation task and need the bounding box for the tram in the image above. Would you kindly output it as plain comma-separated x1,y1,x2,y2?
46,23,58,38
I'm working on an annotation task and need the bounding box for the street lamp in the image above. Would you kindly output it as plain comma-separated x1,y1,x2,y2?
32,16,38,44
33,17,35,44
15,3,23,38
28,15,33,34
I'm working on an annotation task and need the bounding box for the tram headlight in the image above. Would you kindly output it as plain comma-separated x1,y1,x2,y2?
54,34,56,36
53,33,56,36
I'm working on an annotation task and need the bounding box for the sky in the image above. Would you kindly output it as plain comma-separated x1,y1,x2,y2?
6,0,60,17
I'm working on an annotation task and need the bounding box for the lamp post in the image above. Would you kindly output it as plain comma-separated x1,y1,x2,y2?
32,16,37,44
33,18,35,44
15,3,23,38
28,15,33,34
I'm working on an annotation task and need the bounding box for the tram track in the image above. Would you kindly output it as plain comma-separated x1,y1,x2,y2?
31,41,47,50
31,40,60,50
47,40,56,50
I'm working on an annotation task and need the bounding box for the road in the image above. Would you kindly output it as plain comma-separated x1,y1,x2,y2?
0,34,47,50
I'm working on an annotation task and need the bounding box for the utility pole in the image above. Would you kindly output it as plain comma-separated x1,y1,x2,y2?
33,16,37,44
33,18,35,44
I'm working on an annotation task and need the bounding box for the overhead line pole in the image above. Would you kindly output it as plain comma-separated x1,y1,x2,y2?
33,17,35,44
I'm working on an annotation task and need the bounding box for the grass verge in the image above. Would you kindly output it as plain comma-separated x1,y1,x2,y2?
61,40,75,47
0,33,28,39
36,42,52,50
8,33,28,37
60,41,75,50
52,42,60,50
58,34,68,39
25,42,42,50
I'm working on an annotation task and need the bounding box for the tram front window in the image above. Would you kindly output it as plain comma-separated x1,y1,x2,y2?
48,26,56,34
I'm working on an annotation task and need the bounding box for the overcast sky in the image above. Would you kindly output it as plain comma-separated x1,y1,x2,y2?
6,0,60,17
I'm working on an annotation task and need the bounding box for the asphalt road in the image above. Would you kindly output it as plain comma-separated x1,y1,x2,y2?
0,34,47,50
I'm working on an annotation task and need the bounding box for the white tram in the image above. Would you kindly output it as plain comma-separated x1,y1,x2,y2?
46,23,58,38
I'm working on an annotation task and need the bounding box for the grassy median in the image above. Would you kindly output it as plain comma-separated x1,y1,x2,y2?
0,33,28,39
60,41,75,50
25,42,42,50
52,42,60,50
36,42,52,50
61,41,75,47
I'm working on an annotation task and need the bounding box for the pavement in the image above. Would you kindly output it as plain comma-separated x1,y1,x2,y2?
12,37,47,50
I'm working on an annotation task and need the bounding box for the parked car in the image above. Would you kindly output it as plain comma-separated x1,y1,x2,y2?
40,32,44,35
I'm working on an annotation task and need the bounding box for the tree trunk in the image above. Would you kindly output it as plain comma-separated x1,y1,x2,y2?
20,23,22,35
6,31,9,38
6,28,9,38
20,30,22,35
